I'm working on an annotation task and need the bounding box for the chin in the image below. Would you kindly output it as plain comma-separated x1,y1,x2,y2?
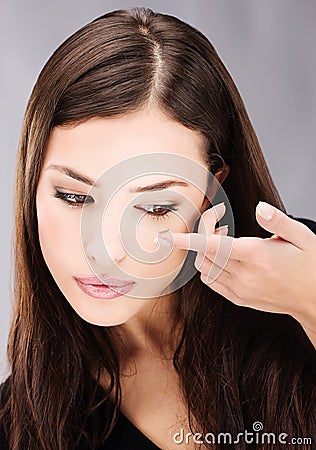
66,299,141,327
74,309,133,327
85,316,129,327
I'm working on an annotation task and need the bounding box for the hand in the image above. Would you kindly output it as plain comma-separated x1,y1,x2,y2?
157,202,316,348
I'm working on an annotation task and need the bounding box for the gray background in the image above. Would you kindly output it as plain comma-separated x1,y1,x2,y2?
1,0,316,382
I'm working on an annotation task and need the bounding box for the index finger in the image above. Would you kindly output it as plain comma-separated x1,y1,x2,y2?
158,230,234,258
173,231,214,253
158,230,262,262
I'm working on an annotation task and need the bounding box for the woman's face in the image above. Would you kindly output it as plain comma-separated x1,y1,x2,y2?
36,107,215,326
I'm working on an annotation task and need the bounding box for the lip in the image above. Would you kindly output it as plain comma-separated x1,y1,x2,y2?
74,276,135,299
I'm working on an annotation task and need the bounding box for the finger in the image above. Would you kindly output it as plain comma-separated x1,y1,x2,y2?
215,224,229,236
198,202,226,235
156,203,228,254
195,250,242,276
157,229,218,254
158,225,274,264
256,201,315,250
200,275,244,305
195,252,232,284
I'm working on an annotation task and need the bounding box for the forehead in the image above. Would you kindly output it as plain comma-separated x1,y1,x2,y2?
43,108,207,178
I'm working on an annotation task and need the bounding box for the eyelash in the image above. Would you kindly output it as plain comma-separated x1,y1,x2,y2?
52,190,94,207
52,189,178,220
133,204,178,221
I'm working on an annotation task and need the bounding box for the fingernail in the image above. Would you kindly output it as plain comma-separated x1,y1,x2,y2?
156,229,174,247
212,202,226,219
257,201,274,221
216,224,229,235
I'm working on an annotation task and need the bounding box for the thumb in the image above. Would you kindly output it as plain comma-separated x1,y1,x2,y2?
256,201,314,249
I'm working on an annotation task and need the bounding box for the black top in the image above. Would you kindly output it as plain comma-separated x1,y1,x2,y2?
0,376,161,450
102,410,161,449
0,214,315,449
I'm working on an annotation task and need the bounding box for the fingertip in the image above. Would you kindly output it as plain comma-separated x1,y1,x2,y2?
156,229,174,247
215,225,229,236
256,201,274,221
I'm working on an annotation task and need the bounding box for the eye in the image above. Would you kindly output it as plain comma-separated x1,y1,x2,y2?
134,204,178,221
52,189,94,208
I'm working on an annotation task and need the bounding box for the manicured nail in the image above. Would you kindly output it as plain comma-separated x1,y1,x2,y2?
257,201,274,220
212,202,226,219
216,224,229,235
156,229,173,247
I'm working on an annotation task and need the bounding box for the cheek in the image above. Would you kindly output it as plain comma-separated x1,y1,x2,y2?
135,213,189,252
36,191,81,274
132,214,189,278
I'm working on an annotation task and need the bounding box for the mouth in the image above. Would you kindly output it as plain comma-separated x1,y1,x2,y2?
74,276,135,299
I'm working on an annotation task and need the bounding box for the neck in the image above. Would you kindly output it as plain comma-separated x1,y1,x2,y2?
115,292,180,362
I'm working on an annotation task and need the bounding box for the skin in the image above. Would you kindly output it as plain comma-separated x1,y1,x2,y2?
36,106,229,351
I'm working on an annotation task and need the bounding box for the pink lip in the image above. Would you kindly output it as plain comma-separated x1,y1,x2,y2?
74,276,135,299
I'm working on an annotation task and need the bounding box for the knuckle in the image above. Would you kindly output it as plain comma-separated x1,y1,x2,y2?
233,285,245,299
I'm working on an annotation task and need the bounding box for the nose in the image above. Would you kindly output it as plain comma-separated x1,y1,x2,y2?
86,238,125,262
84,219,126,266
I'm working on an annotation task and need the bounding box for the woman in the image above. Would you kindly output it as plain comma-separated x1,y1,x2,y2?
0,7,315,450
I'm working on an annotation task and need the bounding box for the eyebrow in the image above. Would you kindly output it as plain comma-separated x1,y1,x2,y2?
129,180,189,193
45,164,96,186
45,164,189,192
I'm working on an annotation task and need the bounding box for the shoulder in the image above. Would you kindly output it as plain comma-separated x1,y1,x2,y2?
0,376,11,449
288,214,316,234
0,377,11,398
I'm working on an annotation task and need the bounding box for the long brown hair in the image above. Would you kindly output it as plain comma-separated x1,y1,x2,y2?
1,7,315,449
